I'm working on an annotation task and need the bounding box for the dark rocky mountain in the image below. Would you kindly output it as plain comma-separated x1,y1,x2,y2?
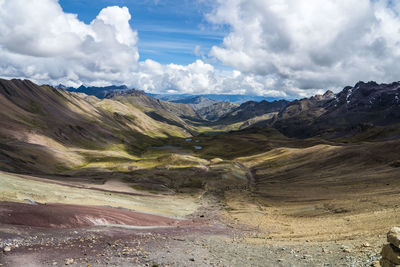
218,99,290,124
272,82,400,138
58,84,129,99
104,88,147,98
325,81,400,117
172,96,219,110
196,102,239,121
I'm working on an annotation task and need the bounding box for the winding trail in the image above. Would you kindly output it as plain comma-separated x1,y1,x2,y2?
234,161,254,187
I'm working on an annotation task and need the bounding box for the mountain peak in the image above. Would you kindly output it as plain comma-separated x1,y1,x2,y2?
323,90,334,98
172,96,219,110
61,84,130,99
56,84,68,90
104,89,146,98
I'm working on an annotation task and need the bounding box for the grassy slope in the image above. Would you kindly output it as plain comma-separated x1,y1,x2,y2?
0,171,198,218
0,79,191,174
227,138,400,240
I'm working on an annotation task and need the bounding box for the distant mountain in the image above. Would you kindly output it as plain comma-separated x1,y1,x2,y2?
60,86,285,105
147,94,193,102
196,102,239,121
218,100,290,125
203,94,284,104
57,84,129,99
172,96,219,111
272,82,400,138
104,88,146,98
104,88,200,132
18,79,400,143
149,93,284,104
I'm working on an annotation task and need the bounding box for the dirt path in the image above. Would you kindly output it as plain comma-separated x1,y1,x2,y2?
234,161,254,187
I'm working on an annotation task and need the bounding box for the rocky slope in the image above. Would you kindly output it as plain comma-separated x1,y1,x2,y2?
196,102,239,121
272,82,400,138
59,84,129,99
217,99,289,125
172,96,219,110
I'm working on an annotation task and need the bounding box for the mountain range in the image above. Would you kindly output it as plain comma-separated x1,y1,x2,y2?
57,84,129,99
58,84,284,104
149,93,284,104
271,82,400,138
32,80,400,141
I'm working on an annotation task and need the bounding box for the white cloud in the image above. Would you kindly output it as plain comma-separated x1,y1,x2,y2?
206,0,400,91
0,0,139,86
1,0,400,98
133,59,297,97
194,45,202,57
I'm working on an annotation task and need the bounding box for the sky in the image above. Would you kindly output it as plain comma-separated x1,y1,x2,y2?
1,0,400,98
59,0,225,65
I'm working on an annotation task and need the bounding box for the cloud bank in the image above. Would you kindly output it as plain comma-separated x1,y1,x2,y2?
1,0,400,98
207,0,400,91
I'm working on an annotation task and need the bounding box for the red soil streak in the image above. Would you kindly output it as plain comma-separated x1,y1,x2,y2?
0,202,192,229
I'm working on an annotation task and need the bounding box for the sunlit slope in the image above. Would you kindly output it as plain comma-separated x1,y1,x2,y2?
225,140,400,240
105,89,200,134
237,140,400,202
0,171,198,218
0,79,191,173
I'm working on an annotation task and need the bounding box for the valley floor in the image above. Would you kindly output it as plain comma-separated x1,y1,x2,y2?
1,136,400,266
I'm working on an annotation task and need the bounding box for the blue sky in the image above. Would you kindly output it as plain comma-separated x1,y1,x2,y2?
59,0,226,65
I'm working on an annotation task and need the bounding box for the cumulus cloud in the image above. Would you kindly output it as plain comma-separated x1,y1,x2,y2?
132,59,305,98
0,0,139,87
206,0,400,91
2,0,400,98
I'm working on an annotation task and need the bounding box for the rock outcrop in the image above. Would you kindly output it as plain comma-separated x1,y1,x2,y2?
273,81,400,138
381,227,400,267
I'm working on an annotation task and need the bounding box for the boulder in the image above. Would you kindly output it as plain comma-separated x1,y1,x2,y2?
382,244,400,265
65,258,74,265
388,227,400,248
381,258,400,267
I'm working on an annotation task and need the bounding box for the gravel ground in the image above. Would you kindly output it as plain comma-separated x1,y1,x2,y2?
0,181,387,267
0,219,384,267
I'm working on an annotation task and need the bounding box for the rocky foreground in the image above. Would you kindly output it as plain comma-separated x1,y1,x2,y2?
0,196,388,267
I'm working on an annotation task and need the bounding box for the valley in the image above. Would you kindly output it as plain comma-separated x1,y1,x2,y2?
0,78,399,266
